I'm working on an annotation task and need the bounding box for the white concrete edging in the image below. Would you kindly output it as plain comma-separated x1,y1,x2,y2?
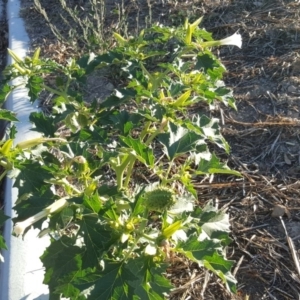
0,0,50,299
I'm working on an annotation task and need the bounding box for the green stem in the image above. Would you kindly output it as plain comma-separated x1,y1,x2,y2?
140,121,151,142
115,155,132,190
162,160,175,185
123,209,149,262
61,178,81,194
41,84,64,97
145,118,168,146
42,84,81,109
64,77,71,94
123,121,152,188
123,154,136,189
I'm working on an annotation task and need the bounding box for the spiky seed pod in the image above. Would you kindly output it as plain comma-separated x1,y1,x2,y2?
143,187,176,212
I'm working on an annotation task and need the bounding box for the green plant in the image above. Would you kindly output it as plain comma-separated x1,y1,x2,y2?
0,18,242,299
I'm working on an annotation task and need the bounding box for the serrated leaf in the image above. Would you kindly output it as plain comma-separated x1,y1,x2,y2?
186,115,229,152
101,88,136,109
0,83,13,103
41,236,84,297
29,112,57,136
202,250,233,273
128,256,172,300
9,124,18,139
158,122,201,160
0,109,18,121
79,214,116,269
196,152,241,176
195,52,225,77
120,136,154,166
83,191,102,213
195,53,217,72
14,161,53,198
75,262,138,300
110,111,142,135
26,75,43,102
177,234,235,289
199,204,230,238
54,283,85,300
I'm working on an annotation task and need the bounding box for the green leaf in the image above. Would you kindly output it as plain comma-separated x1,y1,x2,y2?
75,262,138,300
120,136,154,166
54,283,85,300
26,75,43,102
158,122,201,160
176,200,237,292
186,114,229,152
101,88,136,109
0,211,9,250
79,214,117,269
177,234,236,291
0,83,13,103
83,191,102,213
195,51,225,79
128,256,172,300
177,234,219,262
109,111,142,135
30,112,57,136
196,153,241,176
13,161,53,198
0,109,18,121
199,202,230,234
195,53,218,72
9,124,18,139
0,234,7,251
41,236,84,297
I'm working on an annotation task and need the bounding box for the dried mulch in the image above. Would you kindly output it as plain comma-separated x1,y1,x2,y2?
7,0,300,298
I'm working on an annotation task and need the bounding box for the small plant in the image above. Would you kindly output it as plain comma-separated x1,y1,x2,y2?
32,0,112,54
0,18,242,299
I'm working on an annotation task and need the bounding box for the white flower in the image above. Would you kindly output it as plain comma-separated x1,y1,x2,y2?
194,32,242,49
218,33,242,48
13,198,68,236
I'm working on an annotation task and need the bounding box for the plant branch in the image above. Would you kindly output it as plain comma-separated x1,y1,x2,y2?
145,118,168,146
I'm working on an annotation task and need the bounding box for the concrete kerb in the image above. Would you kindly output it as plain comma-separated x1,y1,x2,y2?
0,0,50,299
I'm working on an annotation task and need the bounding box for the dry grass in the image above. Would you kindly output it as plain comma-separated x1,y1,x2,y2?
16,0,300,299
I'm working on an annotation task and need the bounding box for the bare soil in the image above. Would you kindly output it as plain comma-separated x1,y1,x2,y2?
3,0,300,299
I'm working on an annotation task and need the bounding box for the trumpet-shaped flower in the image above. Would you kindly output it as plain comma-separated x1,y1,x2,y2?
194,32,242,49
218,32,242,48
14,198,68,236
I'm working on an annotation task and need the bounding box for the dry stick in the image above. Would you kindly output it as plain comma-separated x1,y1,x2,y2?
233,255,244,277
279,216,300,277
200,271,210,298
